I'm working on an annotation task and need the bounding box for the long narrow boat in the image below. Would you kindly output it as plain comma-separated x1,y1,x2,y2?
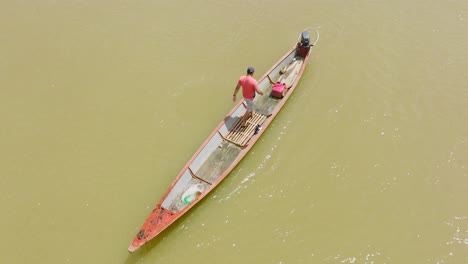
128,28,319,252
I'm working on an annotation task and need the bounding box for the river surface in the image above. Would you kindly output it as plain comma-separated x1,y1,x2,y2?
1,0,467,263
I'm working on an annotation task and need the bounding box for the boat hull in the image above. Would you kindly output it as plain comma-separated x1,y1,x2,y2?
128,31,317,252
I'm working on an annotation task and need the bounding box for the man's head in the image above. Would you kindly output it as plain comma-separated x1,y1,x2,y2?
247,66,255,75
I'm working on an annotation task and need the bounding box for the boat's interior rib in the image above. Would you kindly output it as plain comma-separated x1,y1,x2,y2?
188,167,212,185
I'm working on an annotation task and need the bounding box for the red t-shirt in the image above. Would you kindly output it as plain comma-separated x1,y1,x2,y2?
237,75,258,99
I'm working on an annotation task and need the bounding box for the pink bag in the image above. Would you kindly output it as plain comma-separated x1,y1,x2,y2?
271,82,287,99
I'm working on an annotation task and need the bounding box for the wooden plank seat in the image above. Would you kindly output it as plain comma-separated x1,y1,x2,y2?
224,112,267,147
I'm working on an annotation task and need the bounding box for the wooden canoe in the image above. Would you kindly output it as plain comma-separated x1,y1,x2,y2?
128,28,319,252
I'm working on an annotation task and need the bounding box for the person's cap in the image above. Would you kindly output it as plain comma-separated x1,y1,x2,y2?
247,67,255,74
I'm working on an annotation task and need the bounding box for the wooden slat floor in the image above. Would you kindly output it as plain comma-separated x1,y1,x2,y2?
225,112,267,147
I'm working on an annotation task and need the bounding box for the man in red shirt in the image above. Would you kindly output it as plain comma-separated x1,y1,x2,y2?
232,67,264,127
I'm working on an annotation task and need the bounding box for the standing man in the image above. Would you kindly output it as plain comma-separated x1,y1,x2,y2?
232,66,264,127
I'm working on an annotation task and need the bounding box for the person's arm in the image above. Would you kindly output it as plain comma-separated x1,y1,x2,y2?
233,83,241,102
255,85,264,96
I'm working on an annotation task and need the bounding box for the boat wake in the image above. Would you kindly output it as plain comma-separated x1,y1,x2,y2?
221,123,291,201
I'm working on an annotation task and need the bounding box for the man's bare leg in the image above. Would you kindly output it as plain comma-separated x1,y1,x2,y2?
241,111,252,127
